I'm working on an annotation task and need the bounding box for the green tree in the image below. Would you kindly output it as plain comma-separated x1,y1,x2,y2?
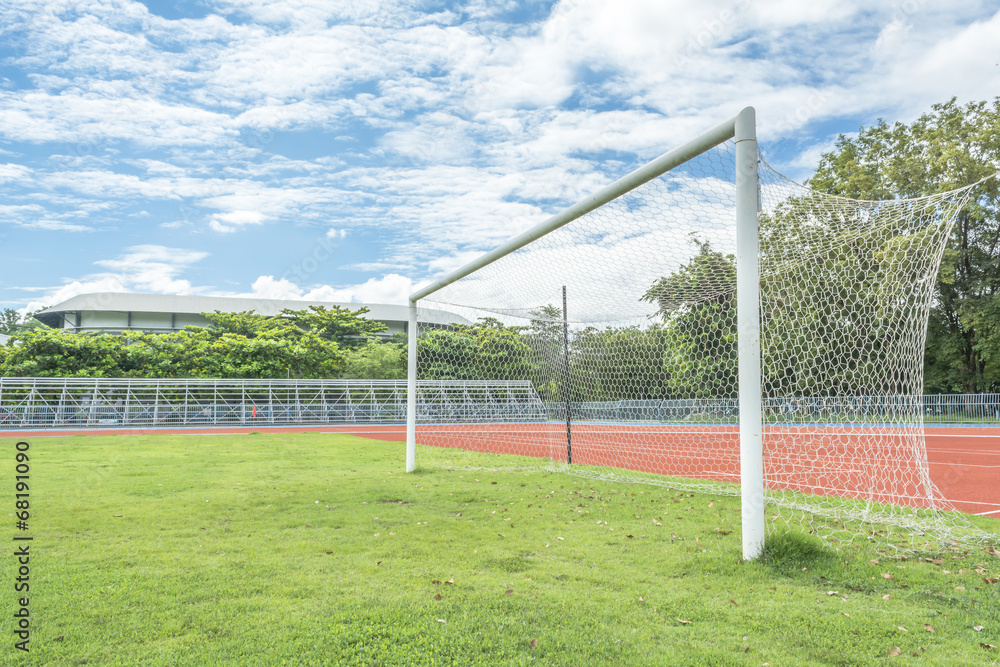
0,329,127,377
567,324,672,401
281,305,387,350
195,310,294,339
417,318,536,382
808,97,1000,393
0,308,45,335
342,341,407,379
526,304,566,401
0,309,19,335
642,240,738,399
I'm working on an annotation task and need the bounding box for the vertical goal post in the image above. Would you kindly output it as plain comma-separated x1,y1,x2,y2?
405,107,766,559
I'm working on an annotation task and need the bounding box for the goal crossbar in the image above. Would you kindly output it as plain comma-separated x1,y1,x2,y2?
405,107,765,559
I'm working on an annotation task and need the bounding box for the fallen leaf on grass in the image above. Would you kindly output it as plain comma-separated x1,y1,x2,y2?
626,534,634,539
984,577,999,584
882,594,891,600
52,636,64,642
974,626,983,632
981,643,998,650
923,624,935,633
447,578,454,584
434,593,442,600
826,591,839,596
437,619,447,624
676,619,691,625
897,626,907,632
505,589,513,595
529,639,537,649
888,647,901,657
432,580,441,585
882,573,894,580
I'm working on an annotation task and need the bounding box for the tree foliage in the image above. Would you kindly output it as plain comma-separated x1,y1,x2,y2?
417,318,537,382
0,308,46,336
0,306,396,379
642,240,738,399
809,97,1000,393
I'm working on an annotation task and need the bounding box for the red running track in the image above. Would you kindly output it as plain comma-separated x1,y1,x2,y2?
3,423,998,517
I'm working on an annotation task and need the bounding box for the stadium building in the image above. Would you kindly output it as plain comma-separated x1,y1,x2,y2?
34,293,469,338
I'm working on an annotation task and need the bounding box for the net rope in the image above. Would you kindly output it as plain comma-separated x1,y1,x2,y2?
414,140,997,551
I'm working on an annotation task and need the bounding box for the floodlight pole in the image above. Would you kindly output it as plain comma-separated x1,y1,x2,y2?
405,300,417,472
735,106,765,561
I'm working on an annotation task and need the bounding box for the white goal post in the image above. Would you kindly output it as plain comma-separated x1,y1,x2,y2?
405,107,766,559
404,107,989,559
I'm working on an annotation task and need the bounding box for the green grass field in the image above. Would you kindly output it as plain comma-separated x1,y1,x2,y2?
1,432,998,666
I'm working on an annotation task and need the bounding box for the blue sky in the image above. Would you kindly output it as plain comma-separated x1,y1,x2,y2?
1,0,998,314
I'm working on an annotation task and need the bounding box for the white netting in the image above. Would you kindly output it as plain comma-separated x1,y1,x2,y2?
414,140,996,551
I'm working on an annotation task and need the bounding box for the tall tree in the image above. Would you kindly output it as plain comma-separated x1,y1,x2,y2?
281,305,387,350
808,98,1000,393
0,309,20,335
416,318,536,382
642,240,738,399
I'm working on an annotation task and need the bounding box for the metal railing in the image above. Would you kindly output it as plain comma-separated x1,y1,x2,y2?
544,394,1000,425
2,377,998,430
0,378,547,430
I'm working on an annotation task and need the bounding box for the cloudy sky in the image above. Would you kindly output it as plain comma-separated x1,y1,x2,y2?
1,0,998,314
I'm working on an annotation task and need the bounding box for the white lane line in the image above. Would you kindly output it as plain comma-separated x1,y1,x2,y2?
973,508,1000,516
928,461,1000,468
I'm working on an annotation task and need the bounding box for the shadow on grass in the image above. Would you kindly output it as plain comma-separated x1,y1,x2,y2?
762,529,836,568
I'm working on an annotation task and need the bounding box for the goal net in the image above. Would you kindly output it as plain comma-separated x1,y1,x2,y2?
407,110,991,553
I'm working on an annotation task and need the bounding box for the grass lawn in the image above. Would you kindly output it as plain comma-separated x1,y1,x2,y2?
1,431,999,666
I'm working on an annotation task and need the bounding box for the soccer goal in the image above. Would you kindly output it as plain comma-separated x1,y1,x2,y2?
405,107,987,558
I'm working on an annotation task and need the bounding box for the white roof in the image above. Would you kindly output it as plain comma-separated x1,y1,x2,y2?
35,292,469,327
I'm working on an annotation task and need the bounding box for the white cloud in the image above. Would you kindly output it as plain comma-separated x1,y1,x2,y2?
0,163,32,183
245,272,423,306
20,244,213,311
303,274,421,305
208,209,265,233
2,0,999,314
20,219,95,232
24,276,128,314
247,275,303,300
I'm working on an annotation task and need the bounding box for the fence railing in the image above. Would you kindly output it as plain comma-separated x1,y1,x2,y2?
2,377,998,430
0,378,547,430
544,394,1000,425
